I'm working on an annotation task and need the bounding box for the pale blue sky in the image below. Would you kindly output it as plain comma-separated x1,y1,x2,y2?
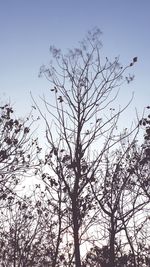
0,0,150,118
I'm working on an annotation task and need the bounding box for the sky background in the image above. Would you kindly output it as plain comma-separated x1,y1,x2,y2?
0,0,150,122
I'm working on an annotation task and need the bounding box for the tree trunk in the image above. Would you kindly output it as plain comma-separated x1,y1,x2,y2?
109,216,116,267
122,216,137,267
52,191,62,267
72,197,81,267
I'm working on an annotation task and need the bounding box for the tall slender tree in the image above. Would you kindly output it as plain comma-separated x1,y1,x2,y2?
35,28,138,266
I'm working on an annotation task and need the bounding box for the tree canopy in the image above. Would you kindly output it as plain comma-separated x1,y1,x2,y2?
0,29,150,267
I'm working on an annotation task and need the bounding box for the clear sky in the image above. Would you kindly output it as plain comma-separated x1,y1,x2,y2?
0,0,150,119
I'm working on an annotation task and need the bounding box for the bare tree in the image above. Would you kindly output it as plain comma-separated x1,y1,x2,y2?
90,136,149,267
33,28,138,266
0,186,70,267
0,196,41,267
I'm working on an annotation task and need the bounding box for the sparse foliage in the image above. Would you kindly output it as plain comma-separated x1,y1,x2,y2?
0,104,39,208
0,29,149,267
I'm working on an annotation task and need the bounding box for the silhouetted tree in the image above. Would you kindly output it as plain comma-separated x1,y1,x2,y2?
90,137,149,267
0,103,39,208
83,244,150,267
0,186,70,267
135,112,150,200
1,31,149,267
34,28,138,267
